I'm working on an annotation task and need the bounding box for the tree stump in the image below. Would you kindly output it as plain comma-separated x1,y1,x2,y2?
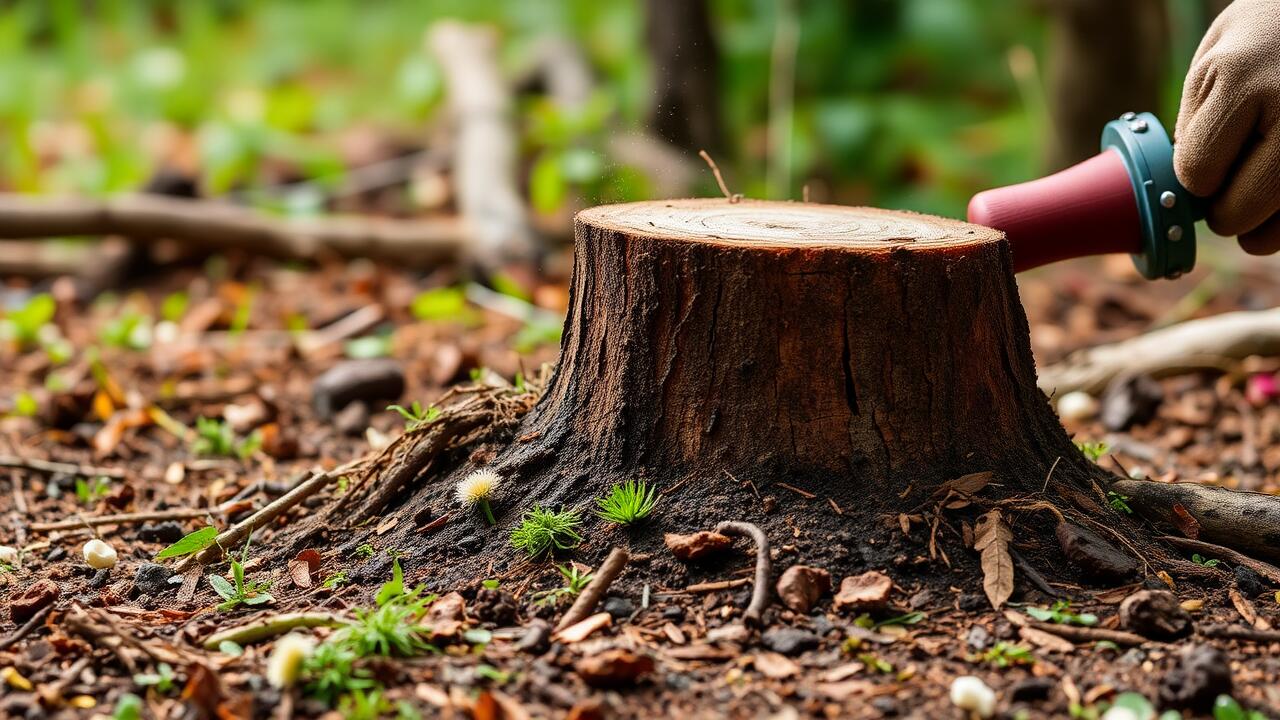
298,199,1175,590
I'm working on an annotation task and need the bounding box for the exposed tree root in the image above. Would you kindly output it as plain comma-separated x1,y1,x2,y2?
715,521,771,628
1113,479,1280,564
557,547,630,631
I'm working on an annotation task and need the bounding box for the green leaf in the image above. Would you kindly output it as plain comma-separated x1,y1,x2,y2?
410,287,467,322
218,640,244,656
208,574,236,601
344,334,393,359
1111,692,1155,719
231,558,245,590
376,559,405,606
1213,695,1245,720
243,592,273,606
113,693,143,720
156,526,218,559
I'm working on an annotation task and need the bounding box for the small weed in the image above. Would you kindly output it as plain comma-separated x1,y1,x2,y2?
0,293,56,349
1107,491,1132,514
322,571,349,590
532,564,593,606
100,309,153,350
510,506,583,558
11,391,38,417
337,687,391,720
387,401,439,431
853,611,926,630
982,641,1034,667
475,664,512,684
1025,600,1097,626
385,547,405,561
191,417,261,459
75,476,112,505
1075,441,1110,463
113,694,144,720
1192,553,1222,569
208,539,273,612
133,662,178,693
456,470,499,525
857,653,894,674
354,543,375,559
595,479,658,526
481,579,500,590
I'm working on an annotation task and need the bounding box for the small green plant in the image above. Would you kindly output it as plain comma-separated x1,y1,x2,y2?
1025,600,1098,627
302,641,375,705
133,662,177,693
100,309,153,350
0,293,56,349
1075,441,1110,463
75,476,113,505
354,543,375,559
113,693,144,720
532,564,593,606
1214,694,1267,720
160,291,189,323
595,479,658,526
474,664,512,684
322,571,350,590
191,417,261,459
156,526,218,560
853,611,926,630
1107,491,1133,514
338,688,392,720
982,641,1034,667
387,401,439,431
208,540,273,612
1192,553,1222,569
857,653,894,674
481,579,500,590
510,505,583,558
10,391,38,418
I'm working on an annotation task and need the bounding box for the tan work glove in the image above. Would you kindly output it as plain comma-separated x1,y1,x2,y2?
1174,0,1280,254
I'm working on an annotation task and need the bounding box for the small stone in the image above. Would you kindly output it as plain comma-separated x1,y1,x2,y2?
574,649,655,688
1009,677,1053,702
312,358,405,420
950,676,997,718
472,587,518,625
664,531,733,562
832,570,892,613
958,593,986,612
457,535,483,553
776,565,831,613
137,521,185,544
1056,391,1098,421
1100,372,1164,431
966,624,992,651
90,569,111,588
1119,589,1191,640
1055,522,1139,581
707,623,751,644
9,579,60,623
133,563,175,597
811,614,835,636
333,400,371,436
1158,644,1232,712
45,547,66,562
662,605,685,621
760,627,820,656
1234,565,1267,598
871,697,899,716
0,546,18,565
602,596,635,621
515,620,551,654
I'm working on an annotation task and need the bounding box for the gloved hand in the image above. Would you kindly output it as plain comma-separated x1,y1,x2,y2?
1174,0,1280,254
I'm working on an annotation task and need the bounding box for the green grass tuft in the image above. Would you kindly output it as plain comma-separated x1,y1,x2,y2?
595,479,657,526
510,506,583,558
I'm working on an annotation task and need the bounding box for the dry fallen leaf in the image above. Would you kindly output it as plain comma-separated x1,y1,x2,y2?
974,509,1014,609
753,652,800,679
939,471,993,496
1170,503,1201,539
1019,626,1075,653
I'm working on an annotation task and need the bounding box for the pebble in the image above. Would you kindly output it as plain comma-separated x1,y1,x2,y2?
90,568,112,588
333,400,371,436
602,596,635,621
457,535,483,553
1234,565,1267,598
9,579,60,623
1119,589,1191,640
574,649,655,688
312,358,405,420
1158,644,1232,712
1056,391,1098,421
515,620,551,654
950,676,997,718
663,531,733,562
45,547,66,562
133,563,177,597
760,627,819,656
83,539,118,569
137,521,185,544
965,624,992,651
661,605,685,621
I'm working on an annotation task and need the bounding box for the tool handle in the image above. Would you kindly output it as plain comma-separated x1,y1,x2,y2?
968,149,1143,272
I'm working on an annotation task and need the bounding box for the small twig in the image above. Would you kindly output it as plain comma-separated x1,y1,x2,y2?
1200,623,1280,643
1010,549,1065,599
0,455,126,480
677,577,752,594
1040,456,1062,494
715,521,771,628
1026,620,1149,646
776,482,815,499
202,612,350,649
0,604,52,651
698,150,743,204
555,547,630,632
10,470,28,516
1158,536,1280,585
30,506,226,533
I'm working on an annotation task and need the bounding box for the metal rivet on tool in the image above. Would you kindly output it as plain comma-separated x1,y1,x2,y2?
1121,112,1137,120
1167,225,1184,242
1131,120,1148,133
1160,191,1176,208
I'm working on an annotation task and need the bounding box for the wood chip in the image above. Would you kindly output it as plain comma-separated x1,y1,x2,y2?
662,623,686,645
1019,626,1076,653
552,612,611,644
752,652,800,679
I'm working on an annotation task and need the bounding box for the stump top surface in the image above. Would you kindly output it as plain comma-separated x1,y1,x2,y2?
577,199,1002,249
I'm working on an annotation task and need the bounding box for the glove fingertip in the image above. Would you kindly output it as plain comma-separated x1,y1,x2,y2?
1239,216,1280,256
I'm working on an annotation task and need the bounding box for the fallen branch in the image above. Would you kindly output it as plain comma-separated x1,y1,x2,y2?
30,506,226,533
0,455,126,480
202,612,350,649
1038,308,1280,395
0,604,52,651
0,193,465,268
1026,620,1149,646
1156,536,1280,585
1112,479,1280,564
556,547,629,632
715,521,771,628
1200,623,1280,643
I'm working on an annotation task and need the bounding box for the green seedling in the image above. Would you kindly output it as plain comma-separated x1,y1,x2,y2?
207,539,273,612
0,293,56,349
481,579,500,590
11,391,38,418
155,526,218,560
354,543,375,559
853,611,926,630
982,641,1034,667
510,505,583,558
75,476,112,505
133,662,177,693
191,417,261,459
387,401,439,431
337,687,391,720
322,571,349,590
1214,694,1267,720
595,479,658,526
160,291,189,323
100,309,153,350
475,664,512,684
1192,553,1221,569
1107,491,1133,514
857,653,893,674
532,564,593,606
1025,599,1098,626
113,694,144,720
1075,441,1110,463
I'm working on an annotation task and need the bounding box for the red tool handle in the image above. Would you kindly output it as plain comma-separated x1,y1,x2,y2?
967,149,1144,272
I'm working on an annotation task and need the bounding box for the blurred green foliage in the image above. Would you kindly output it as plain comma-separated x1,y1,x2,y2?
0,0,1207,219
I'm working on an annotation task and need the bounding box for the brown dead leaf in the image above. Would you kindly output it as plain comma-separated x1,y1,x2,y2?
473,691,499,720
288,549,322,589
775,565,831,613
974,510,1014,609
1019,626,1075,653
821,662,865,683
752,652,800,679
1229,587,1269,629
898,513,911,536
664,531,733,561
940,471,993,496
833,571,892,613
1170,503,1201,539
427,592,467,639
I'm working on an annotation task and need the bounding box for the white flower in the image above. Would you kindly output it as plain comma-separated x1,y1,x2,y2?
83,539,118,569
950,676,997,718
266,633,315,689
456,469,500,506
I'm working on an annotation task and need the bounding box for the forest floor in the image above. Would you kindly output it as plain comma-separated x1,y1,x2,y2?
2,242,1280,720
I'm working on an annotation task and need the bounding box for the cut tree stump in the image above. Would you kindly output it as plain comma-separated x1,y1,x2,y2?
290,199,1179,592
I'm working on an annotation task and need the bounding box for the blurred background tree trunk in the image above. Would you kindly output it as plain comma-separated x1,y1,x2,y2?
1044,0,1169,169
645,0,723,153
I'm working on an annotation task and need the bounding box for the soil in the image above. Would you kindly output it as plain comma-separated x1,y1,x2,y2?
2,239,1280,719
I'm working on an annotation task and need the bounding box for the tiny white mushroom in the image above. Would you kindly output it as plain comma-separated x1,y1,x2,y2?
0,545,19,565
83,538,118,569
950,675,997,719
1056,391,1098,421
266,633,316,689
1101,707,1140,720
1127,466,1148,481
